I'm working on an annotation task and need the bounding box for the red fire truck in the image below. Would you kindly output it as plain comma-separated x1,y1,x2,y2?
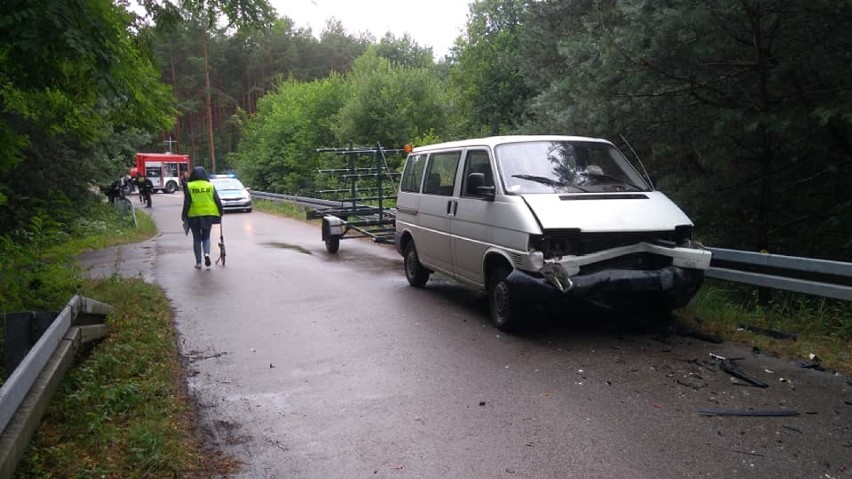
130,153,191,194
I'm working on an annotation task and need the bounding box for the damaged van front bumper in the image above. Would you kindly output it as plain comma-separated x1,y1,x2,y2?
507,241,711,307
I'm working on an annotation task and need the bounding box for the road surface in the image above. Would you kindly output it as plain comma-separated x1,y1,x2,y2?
80,193,852,478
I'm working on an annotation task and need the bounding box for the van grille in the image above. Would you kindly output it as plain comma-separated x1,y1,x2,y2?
532,230,683,259
579,253,673,274
579,231,675,254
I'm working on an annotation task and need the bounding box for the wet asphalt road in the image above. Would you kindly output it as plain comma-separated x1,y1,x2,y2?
80,194,852,479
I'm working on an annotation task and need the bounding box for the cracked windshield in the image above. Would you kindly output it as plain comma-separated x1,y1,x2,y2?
496,141,649,194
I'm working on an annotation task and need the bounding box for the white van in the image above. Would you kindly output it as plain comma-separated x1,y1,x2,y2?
394,135,711,331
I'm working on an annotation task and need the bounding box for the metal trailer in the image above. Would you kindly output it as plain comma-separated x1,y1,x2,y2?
307,144,403,253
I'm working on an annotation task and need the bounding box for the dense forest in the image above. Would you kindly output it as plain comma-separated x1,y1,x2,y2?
1,0,851,263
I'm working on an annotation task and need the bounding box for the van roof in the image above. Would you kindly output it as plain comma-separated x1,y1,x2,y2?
410,135,613,153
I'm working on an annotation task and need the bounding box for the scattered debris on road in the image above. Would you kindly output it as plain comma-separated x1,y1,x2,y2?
796,354,825,371
676,375,707,389
696,407,800,417
674,325,724,343
738,323,799,341
710,353,769,388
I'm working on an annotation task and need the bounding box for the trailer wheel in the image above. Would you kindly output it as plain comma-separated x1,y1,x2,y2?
488,266,520,332
165,181,178,194
325,235,340,254
403,242,430,287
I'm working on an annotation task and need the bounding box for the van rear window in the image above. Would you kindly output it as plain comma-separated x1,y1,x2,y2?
400,154,427,192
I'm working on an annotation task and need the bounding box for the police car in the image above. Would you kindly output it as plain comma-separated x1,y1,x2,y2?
210,174,252,213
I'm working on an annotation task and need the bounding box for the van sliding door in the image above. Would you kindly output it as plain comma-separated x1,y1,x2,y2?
415,150,462,276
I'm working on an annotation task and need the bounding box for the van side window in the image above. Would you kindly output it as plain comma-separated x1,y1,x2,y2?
400,154,427,192
462,150,494,197
423,151,461,196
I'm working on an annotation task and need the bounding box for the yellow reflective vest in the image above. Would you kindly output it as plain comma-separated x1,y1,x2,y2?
187,180,220,218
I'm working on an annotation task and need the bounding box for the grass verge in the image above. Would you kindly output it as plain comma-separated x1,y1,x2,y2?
681,280,852,373
14,277,234,478
3,203,235,477
253,197,311,220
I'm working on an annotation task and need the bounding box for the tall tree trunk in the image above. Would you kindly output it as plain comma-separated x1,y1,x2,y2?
203,35,216,173
744,0,774,303
168,42,181,152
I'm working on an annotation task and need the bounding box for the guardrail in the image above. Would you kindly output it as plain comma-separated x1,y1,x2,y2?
250,190,349,210
251,191,852,301
0,295,111,479
705,247,852,301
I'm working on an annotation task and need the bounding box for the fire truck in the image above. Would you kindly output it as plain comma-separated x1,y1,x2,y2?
130,152,191,194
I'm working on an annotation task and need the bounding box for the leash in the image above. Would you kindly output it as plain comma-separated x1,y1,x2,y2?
215,220,226,266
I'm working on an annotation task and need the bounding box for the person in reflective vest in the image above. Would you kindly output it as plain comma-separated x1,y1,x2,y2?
181,166,223,269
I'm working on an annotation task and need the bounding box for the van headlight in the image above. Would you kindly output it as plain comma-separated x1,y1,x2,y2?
529,229,581,259
674,225,693,244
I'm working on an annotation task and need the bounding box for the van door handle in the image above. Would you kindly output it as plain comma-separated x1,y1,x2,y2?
453,201,459,215
446,200,453,215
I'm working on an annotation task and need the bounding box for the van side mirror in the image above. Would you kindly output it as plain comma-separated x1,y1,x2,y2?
467,172,495,200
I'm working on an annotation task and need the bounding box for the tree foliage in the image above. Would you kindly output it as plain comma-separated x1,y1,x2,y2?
512,0,852,259
334,48,448,148
0,0,175,235
448,0,533,135
231,42,452,195
147,16,371,170
230,75,348,193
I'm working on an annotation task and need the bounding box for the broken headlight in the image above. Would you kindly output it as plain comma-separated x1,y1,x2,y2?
528,229,581,259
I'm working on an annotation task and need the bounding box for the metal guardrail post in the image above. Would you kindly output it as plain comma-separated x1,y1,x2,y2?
0,295,111,479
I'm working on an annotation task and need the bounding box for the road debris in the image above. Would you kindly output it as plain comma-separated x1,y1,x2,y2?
674,325,724,343
796,360,825,371
730,449,765,457
738,323,799,341
676,375,707,389
710,354,769,388
696,407,800,417
796,353,825,371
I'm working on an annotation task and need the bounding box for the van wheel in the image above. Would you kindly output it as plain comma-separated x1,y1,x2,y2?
404,242,430,287
488,266,520,332
165,181,178,194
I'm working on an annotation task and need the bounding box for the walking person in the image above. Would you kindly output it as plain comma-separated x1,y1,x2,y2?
181,166,223,269
137,174,154,208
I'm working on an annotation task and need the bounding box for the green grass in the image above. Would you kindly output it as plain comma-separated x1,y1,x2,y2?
254,197,312,220
681,280,852,373
14,277,232,478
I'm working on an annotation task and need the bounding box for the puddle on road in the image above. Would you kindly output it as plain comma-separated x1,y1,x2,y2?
263,242,313,255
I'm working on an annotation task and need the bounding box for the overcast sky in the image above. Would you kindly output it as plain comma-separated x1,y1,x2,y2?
270,0,472,59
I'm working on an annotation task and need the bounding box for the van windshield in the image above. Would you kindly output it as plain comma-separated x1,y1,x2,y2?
495,141,649,194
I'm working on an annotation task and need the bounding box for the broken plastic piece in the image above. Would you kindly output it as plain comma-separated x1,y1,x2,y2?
696,407,799,417
796,360,825,371
737,323,798,341
718,358,769,388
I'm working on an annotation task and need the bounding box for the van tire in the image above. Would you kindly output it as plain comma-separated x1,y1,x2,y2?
404,242,430,287
165,181,178,194
488,266,519,332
